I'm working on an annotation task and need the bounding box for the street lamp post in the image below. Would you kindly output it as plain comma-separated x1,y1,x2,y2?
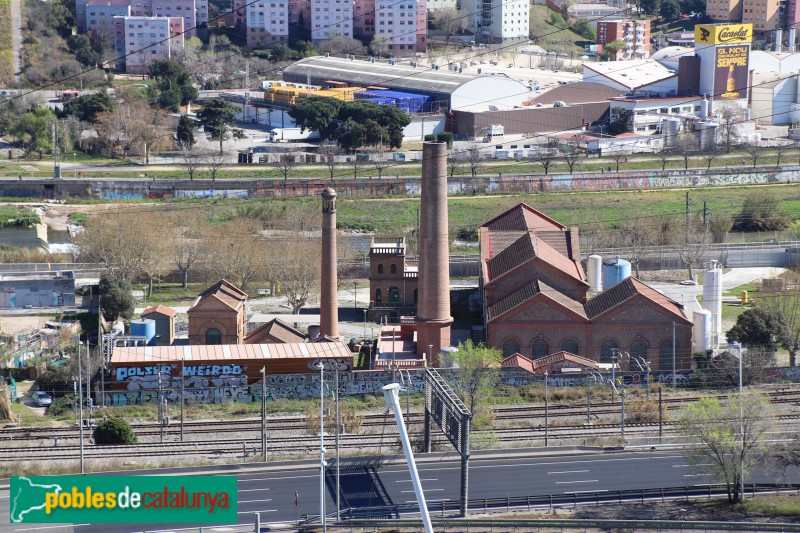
544,371,548,447
180,354,185,442
363,309,367,341
77,340,84,474
73,152,77,179
317,363,327,532
261,366,267,462
611,349,618,403
734,341,744,501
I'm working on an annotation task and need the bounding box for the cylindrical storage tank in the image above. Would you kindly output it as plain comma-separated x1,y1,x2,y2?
602,257,631,290
742,108,751,121
700,96,709,118
662,117,680,146
129,318,156,344
308,324,320,340
110,320,125,335
697,122,718,151
693,309,712,352
790,28,797,52
587,255,603,292
703,262,723,349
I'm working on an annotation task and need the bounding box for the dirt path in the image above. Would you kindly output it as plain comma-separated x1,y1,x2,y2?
10,0,21,83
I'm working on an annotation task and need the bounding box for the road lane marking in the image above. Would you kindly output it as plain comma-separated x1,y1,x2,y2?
239,498,273,503
673,464,712,468
555,480,599,484
406,498,448,503
396,479,438,483
16,525,90,531
401,489,444,493
237,509,277,514
684,473,713,477
547,470,589,475
239,474,318,481
238,488,271,492
564,490,608,494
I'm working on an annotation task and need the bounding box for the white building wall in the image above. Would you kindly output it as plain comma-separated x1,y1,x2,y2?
427,0,457,10
122,17,175,74
751,77,795,125
196,0,209,27
311,0,353,40
151,0,196,36
450,77,529,110
247,0,290,41
471,0,528,42
375,0,417,50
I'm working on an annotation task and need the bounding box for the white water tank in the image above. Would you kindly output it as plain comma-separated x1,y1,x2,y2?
693,309,712,352
703,261,723,349
587,255,602,292
697,121,718,151
662,117,681,146
110,320,125,335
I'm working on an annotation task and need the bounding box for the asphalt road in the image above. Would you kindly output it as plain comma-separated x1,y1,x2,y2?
1,449,793,533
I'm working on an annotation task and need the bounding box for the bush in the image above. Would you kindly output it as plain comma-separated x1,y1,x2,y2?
93,417,138,445
424,134,435,142
436,131,454,147
47,394,75,417
732,194,790,232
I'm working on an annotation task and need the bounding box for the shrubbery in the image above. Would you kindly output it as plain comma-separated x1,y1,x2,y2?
93,417,138,445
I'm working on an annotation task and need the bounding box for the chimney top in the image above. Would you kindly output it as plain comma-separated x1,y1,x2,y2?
322,187,337,197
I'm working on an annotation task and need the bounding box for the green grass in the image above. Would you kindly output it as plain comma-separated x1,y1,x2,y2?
134,283,206,307
67,212,88,226
0,205,40,227
0,0,12,86
742,495,800,516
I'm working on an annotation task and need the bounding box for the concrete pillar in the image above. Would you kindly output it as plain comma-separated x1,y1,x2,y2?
416,142,453,363
320,188,338,339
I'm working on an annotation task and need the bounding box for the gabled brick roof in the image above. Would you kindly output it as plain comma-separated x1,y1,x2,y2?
142,305,176,318
245,318,306,344
191,279,247,311
501,353,536,374
487,279,588,322
584,277,687,320
486,232,586,284
482,203,567,232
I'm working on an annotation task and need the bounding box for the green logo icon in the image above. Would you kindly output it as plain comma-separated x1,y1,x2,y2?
10,476,237,524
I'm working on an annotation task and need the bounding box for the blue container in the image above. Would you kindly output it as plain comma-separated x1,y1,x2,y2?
602,257,631,291
355,89,433,113
130,318,156,344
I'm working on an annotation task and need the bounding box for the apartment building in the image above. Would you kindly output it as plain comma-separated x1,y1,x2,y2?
705,0,743,21
470,0,529,43
131,0,197,37
596,19,651,59
374,0,418,53
353,0,375,38
311,0,354,40
121,16,184,74
84,0,131,33
741,0,781,31
247,0,290,46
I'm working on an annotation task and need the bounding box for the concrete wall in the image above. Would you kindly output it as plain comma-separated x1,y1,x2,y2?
0,276,76,308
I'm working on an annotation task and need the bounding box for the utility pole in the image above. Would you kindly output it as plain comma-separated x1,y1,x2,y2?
672,321,677,388
77,341,84,474
586,376,591,425
52,121,61,179
317,363,327,533
335,365,340,522
544,371,548,447
158,368,164,443
261,366,267,461
611,349,617,403
181,355,185,442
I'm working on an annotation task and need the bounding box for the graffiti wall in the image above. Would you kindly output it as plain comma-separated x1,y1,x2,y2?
102,369,424,406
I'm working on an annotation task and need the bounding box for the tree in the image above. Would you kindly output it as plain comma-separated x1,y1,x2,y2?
201,219,267,290
759,272,800,366
373,145,391,178
77,209,154,282
169,216,205,288
176,114,196,148
607,109,632,135
677,391,773,503
533,138,559,173
432,7,468,43
699,147,721,169
11,106,59,156
732,193,790,232
447,150,461,178
138,107,169,165
614,217,659,278
94,417,138,445
726,308,790,354
67,34,99,67
441,340,502,424
61,92,113,123
674,134,698,169
179,144,204,180
708,347,776,386
273,239,321,314
466,145,482,177
773,138,793,166
337,118,368,151
318,144,341,181
347,153,363,179
205,149,227,181
196,98,245,155
743,142,762,167
559,135,582,172
273,153,299,182
98,276,136,322
95,92,149,159
609,151,628,172
640,0,660,14
654,146,672,170
674,215,707,281
148,59,199,109
717,104,741,151
289,96,342,139
659,0,680,19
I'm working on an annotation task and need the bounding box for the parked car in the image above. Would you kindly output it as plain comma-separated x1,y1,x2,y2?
33,391,52,407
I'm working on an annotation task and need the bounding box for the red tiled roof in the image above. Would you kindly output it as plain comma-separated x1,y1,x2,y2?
111,341,352,363
192,279,247,311
585,277,687,320
486,232,586,284
487,279,588,322
501,353,536,374
482,203,567,233
245,318,306,344
142,305,177,318
532,351,599,371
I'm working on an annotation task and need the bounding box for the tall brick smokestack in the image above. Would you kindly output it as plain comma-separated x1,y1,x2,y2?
320,187,338,339
416,142,453,363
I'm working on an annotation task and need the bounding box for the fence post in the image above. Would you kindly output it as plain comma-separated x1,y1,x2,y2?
254,511,260,533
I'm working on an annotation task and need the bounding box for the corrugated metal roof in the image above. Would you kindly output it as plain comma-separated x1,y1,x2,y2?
111,341,353,363
283,56,488,96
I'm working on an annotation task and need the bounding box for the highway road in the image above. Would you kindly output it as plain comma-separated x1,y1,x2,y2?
1,449,792,533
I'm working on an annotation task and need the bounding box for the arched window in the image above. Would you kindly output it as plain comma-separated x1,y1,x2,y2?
390,264,397,274
413,288,418,304
532,340,549,359
631,340,648,361
388,286,400,303
205,328,222,345
377,264,384,274
660,341,674,371
375,288,382,304
561,340,579,355
502,340,520,357
600,340,618,363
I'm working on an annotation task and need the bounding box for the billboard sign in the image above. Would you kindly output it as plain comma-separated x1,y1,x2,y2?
714,45,749,100
695,23,753,45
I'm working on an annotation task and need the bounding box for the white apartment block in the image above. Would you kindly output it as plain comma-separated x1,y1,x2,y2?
471,0,528,42
427,0,457,11
311,0,353,40
246,0,289,47
131,0,196,36
196,0,209,28
121,16,183,74
375,0,417,52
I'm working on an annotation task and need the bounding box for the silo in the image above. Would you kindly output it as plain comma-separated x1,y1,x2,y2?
662,117,680,147
693,309,712,352
697,122,718,151
700,95,709,118
130,318,156,344
602,257,631,290
702,261,723,349
587,255,603,292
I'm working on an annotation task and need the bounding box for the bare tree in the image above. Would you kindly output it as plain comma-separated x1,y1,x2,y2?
272,152,299,182
654,146,672,170
466,145,483,177
95,98,146,159
560,134,583,173
717,104,742,152
447,150,462,178
273,239,321,314
432,7,469,44
609,151,628,172
169,215,205,288
773,138,793,166
698,147,721,169
743,142,762,167
674,134,698,169
201,219,267,290
578,213,611,262
318,144,341,182
372,145,391,178
759,272,800,366
205,149,227,181
532,138,559,173
348,154,363,179
614,217,659,278
179,143,205,181
139,107,170,165
674,215,708,281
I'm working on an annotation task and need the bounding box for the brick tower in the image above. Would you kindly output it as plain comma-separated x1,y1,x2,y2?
320,187,339,339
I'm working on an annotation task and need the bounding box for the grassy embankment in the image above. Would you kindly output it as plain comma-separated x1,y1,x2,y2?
0,0,13,86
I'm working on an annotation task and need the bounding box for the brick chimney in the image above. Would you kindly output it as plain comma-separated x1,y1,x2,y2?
320,187,338,339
